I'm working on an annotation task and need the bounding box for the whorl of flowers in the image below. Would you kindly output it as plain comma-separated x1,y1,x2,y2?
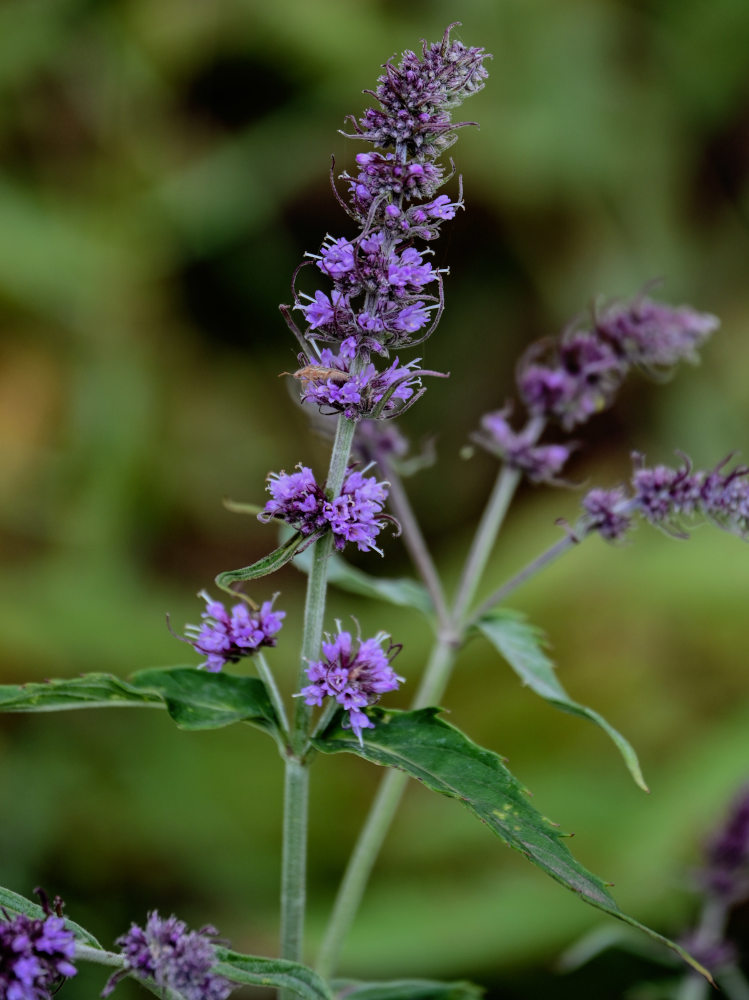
472,407,573,484
0,892,77,1000
102,911,231,1000
284,25,490,422
292,336,447,420
517,294,719,431
700,784,749,902
181,592,286,672
581,452,749,542
298,627,403,742
260,464,392,554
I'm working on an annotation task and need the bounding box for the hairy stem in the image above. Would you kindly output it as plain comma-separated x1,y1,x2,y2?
315,642,456,979
280,410,359,995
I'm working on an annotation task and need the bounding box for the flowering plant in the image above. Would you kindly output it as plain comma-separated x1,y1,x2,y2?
0,22,742,1000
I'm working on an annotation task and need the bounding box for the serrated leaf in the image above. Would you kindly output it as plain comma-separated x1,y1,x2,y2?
0,668,279,734
0,886,103,950
312,708,708,980
214,950,333,1000
215,530,310,591
333,978,483,1000
0,674,163,712
476,610,647,792
288,528,432,616
130,667,279,732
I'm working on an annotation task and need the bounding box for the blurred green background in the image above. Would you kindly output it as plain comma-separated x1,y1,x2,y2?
2,0,749,997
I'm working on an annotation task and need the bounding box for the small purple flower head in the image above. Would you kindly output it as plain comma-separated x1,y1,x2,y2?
1,893,77,1000
346,24,490,157
473,408,573,484
294,346,445,421
581,487,634,541
595,295,719,370
182,592,285,672
260,465,391,554
700,785,749,901
299,626,403,742
102,911,231,1000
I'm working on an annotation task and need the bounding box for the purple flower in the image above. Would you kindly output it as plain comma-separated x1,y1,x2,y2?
286,27,489,358
294,347,445,420
473,408,573,483
102,911,231,1000
581,487,633,541
517,294,717,429
182,592,285,672
299,628,403,741
595,296,719,370
260,465,391,554
582,453,749,542
1,895,77,1000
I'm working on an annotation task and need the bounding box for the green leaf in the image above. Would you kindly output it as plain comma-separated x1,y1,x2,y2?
476,610,647,792
215,530,311,592
312,708,709,981
333,979,483,1000
214,950,334,1000
0,668,279,734
287,527,433,616
130,667,279,732
0,674,163,712
0,886,103,950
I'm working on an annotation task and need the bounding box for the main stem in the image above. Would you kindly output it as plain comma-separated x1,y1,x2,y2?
279,412,359,993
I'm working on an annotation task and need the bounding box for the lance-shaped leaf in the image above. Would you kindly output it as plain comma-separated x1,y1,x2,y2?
214,950,333,1000
215,530,311,593
287,527,432,616
476,610,647,791
312,708,709,980
0,668,279,734
333,979,483,1000
0,886,102,950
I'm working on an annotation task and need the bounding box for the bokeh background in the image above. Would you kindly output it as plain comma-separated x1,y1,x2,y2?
2,0,749,997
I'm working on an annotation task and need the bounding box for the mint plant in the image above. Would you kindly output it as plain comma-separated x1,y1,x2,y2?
0,23,738,1000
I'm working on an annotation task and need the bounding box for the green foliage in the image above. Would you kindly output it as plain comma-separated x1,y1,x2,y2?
214,950,334,1000
215,531,310,592
0,668,279,735
476,610,647,791
313,707,708,980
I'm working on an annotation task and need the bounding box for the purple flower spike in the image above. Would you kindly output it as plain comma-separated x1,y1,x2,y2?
182,592,285,672
102,911,231,1000
517,293,718,429
1,894,77,1000
260,465,391,554
581,487,634,541
473,408,573,484
299,627,403,742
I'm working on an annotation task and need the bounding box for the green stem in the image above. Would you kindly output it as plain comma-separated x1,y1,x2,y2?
279,410,359,995
256,651,290,739
315,642,456,979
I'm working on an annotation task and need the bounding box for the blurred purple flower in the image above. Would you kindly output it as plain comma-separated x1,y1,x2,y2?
472,408,573,483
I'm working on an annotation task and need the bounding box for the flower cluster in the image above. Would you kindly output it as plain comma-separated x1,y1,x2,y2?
1,897,77,1000
182,591,286,672
293,337,446,420
581,453,749,542
103,911,231,1000
285,24,489,429
299,628,403,741
517,294,719,430
472,408,573,483
260,465,391,553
